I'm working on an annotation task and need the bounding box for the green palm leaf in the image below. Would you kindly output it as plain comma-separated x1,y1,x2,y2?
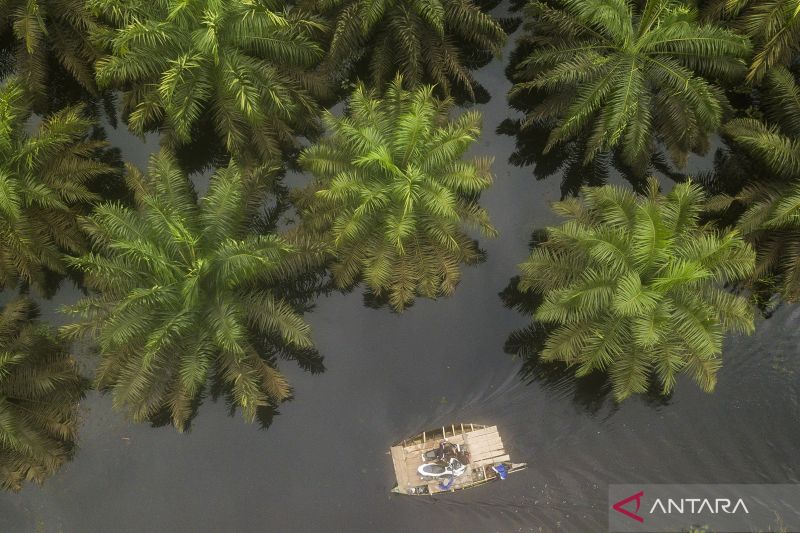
317,0,506,101
713,67,800,302
90,0,328,160
511,0,750,169
0,298,86,492
63,150,323,430
0,78,111,293
706,0,800,83
519,179,755,401
297,76,495,311
0,0,101,106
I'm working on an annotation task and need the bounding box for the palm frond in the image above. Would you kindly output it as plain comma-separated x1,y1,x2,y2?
62,151,319,430
319,0,506,101
297,76,495,311
510,0,749,168
516,180,755,400
0,298,85,492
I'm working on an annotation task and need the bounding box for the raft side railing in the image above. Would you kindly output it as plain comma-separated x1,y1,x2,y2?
395,423,488,447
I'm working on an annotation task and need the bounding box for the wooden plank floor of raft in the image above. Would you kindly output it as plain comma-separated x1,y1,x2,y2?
391,425,509,493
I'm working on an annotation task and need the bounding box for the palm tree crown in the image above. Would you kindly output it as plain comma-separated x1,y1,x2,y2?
0,0,100,104
706,0,800,83
0,298,86,492
510,0,751,170
712,66,800,301
90,0,328,160
297,77,496,311
63,150,322,430
519,180,755,400
317,0,506,100
0,78,110,293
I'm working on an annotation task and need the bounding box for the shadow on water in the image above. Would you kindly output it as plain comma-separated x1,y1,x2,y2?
206,384,281,431
171,114,231,175
0,36,12,81
496,116,690,199
449,0,522,105
87,126,128,203
146,382,282,432
694,138,761,215
496,118,613,198
131,103,305,176
361,290,409,312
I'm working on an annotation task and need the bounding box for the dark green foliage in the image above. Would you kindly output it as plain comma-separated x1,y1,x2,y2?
0,298,86,492
518,180,755,400
0,0,100,106
315,0,506,100
705,0,800,83
0,78,112,293
503,259,677,412
510,0,751,170
90,0,329,162
710,67,800,302
297,77,496,311
63,150,325,430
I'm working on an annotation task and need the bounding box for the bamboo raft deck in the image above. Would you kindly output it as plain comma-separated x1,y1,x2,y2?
390,423,527,495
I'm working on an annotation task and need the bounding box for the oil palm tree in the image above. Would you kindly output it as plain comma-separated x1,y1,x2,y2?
296,77,496,311
62,150,324,431
90,0,328,161
710,66,800,302
0,78,110,293
705,0,800,84
0,298,86,492
0,0,100,106
510,0,751,170
314,0,506,100
518,179,755,400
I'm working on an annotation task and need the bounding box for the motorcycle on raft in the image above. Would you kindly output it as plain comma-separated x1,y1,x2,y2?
416,441,468,490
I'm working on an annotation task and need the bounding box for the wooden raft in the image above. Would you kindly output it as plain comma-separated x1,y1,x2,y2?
390,424,512,495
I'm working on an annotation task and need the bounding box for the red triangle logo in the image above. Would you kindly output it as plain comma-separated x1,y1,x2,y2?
612,491,645,523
